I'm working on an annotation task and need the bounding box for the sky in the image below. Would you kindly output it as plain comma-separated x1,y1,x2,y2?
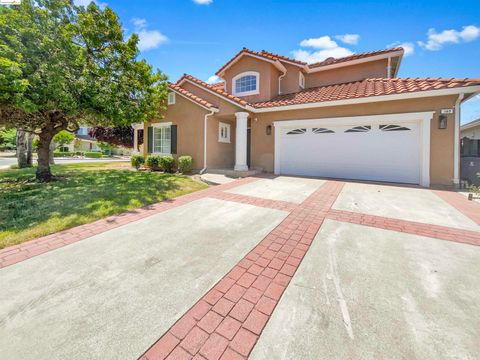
77,0,480,124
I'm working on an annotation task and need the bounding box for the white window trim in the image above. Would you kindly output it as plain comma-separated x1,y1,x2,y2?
273,112,433,187
299,72,305,89
151,122,172,155
167,92,176,105
218,122,231,143
232,71,260,97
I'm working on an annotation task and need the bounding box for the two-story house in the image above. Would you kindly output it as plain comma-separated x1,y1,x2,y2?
136,47,480,187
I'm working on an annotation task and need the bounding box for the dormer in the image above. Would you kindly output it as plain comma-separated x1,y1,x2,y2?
215,48,308,102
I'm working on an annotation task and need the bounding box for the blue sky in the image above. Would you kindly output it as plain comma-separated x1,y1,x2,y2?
78,0,480,124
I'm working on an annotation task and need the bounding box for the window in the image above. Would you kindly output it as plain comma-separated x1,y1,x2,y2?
379,124,411,131
232,71,259,96
77,127,88,135
299,72,305,89
219,122,231,143
286,128,307,135
312,127,334,134
152,125,171,154
345,125,371,133
167,92,176,105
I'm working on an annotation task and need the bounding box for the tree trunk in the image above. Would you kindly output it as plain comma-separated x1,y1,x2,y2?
36,132,55,182
16,129,29,168
26,132,34,167
49,140,55,165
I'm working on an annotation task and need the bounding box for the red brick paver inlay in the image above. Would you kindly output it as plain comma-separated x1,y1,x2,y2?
433,189,480,225
140,181,344,360
0,177,259,269
326,209,480,246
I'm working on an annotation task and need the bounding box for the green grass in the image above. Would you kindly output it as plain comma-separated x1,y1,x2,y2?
0,162,207,249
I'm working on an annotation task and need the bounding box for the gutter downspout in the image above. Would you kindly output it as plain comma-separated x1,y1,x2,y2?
454,93,465,186
200,109,216,174
278,70,286,95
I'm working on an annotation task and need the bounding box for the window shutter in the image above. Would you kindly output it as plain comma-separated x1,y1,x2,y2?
147,127,153,153
171,125,177,154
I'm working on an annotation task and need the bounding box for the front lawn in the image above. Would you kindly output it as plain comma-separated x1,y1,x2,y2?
0,162,208,249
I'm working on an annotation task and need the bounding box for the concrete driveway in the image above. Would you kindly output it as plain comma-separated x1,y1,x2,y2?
1,176,479,360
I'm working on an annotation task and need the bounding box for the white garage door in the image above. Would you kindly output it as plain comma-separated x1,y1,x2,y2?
277,121,421,184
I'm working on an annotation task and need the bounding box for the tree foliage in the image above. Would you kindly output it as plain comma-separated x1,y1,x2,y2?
88,126,134,148
53,130,75,149
0,0,167,181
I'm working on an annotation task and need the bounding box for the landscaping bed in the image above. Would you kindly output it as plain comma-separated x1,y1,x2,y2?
0,161,207,249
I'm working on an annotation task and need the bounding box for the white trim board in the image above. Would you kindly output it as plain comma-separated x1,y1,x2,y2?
273,111,433,187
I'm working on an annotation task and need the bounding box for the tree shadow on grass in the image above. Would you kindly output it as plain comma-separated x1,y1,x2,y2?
0,167,204,244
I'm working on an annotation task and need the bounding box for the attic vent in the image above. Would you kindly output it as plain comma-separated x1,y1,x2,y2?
286,128,307,135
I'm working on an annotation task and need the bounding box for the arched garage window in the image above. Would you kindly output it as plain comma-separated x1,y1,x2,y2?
232,71,259,96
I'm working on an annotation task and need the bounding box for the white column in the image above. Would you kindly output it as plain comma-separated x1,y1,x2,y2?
133,128,138,153
234,112,249,171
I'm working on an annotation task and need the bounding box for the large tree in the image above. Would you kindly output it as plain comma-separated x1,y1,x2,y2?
88,126,134,148
0,0,167,181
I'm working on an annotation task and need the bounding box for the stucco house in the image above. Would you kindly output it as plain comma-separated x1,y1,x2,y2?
134,47,480,187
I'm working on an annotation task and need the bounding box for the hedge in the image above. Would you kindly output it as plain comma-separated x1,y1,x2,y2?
84,152,102,158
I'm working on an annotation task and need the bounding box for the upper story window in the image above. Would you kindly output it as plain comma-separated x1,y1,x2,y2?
167,92,176,105
299,72,305,89
232,71,259,96
77,127,88,136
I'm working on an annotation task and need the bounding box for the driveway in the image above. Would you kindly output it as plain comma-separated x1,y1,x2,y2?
1,176,479,360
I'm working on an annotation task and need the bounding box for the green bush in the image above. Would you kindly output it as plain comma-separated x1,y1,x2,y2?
84,151,102,158
53,151,74,157
160,155,175,173
146,155,162,170
178,155,193,174
131,154,144,170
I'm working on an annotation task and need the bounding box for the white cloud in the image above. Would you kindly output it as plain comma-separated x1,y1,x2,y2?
131,18,147,29
206,75,220,84
335,34,360,45
131,18,168,52
137,30,168,51
388,41,415,56
293,35,354,63
193,0,213,4
418,25,480,51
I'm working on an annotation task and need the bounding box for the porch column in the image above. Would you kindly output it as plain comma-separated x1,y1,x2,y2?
133,127,139,153
234,111,249,171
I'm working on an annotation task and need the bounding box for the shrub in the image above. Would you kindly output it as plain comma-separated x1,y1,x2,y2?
178,156,193,174
131,154,144,170
84,151,102,158
160,155,175,173
53,151,74,157
146,155,162,170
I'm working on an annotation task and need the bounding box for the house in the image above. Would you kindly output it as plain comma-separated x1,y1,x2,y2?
134,47,480,187
460,118,480,185
68,126,101,152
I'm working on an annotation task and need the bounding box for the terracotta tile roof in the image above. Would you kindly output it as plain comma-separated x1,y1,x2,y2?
252,78,480,108
216,48,306,75
177,74,249,107
211,82,225,91
168,82,217,109
309,47,403,68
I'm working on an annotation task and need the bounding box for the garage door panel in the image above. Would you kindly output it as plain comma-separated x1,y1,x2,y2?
278,123,420,184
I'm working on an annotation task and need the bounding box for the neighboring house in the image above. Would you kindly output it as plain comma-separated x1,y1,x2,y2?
134,47,480,187
69,126,101,152
460,118,480,185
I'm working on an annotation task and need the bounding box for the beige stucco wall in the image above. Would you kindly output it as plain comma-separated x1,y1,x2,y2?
147,94,207,170
146,94,236,170
305,59,388,88
251,95,459,186
207,117,236,169
222,56,280,102
280,62,303,95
